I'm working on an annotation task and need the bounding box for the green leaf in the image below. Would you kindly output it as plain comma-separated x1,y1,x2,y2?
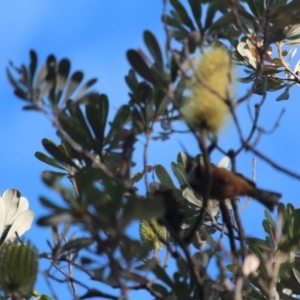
42,138,78,168
75,78,98,101
293,209,300,236
209,13,235,32
155,165,175,188
22,105,39,111
177,151,189,167
131,172,144,183
14,88,28,101
247,237,272,251
188,0,202,30
265,210,276,228
39,197,68,212
57,58,71,98
37,213,75,226
182,187,203,207
170,0,195,30
122,194,164,226
81,257,95,265
277,87,290,101
61,238,94,252
35,64,47,88
58,112,93,150
171,162,188,186
204,1,217,30
262,219,276,239
35,151,66,170
247,0,264,18
125,69,139,92
152,264,175,288
144,30,163,71
67,101,93,142
63,71,84,103
6,67,21,90
20,64,29,87
127,50,154,83
157,95,170,115
29,50,38,86
86,93,109,152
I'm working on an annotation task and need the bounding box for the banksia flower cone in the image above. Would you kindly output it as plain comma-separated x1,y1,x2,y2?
0,242,38,298
139,219,166,251
181,47,234,134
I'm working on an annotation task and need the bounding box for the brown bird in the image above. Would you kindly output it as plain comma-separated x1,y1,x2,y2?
185,157,281,211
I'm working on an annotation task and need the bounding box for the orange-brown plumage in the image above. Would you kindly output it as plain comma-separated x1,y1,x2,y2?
185,159,281,211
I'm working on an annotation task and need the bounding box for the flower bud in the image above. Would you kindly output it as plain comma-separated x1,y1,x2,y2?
0,242,38,297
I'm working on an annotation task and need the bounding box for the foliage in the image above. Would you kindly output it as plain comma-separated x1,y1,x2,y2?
5,0,300,299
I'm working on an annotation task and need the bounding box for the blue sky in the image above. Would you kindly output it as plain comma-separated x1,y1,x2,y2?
1,1,300,298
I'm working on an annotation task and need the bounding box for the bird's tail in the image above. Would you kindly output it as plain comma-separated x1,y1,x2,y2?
253,189,281,211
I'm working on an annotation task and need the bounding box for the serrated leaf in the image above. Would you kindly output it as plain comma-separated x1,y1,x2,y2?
144,30,163,71
155,165,175,188
127,50,154,83
188,0,202,30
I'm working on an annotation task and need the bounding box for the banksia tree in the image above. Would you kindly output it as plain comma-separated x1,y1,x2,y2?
5,0,300,299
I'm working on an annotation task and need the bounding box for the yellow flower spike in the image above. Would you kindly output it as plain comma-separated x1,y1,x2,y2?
139,219,166,251
181,47,234,134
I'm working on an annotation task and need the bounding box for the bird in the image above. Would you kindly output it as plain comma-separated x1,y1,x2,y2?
185,157,281,211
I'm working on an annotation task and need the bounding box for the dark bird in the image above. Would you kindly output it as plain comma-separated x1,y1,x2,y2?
185,157,281,211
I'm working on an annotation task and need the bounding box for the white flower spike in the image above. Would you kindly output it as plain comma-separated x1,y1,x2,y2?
0,189,34,244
